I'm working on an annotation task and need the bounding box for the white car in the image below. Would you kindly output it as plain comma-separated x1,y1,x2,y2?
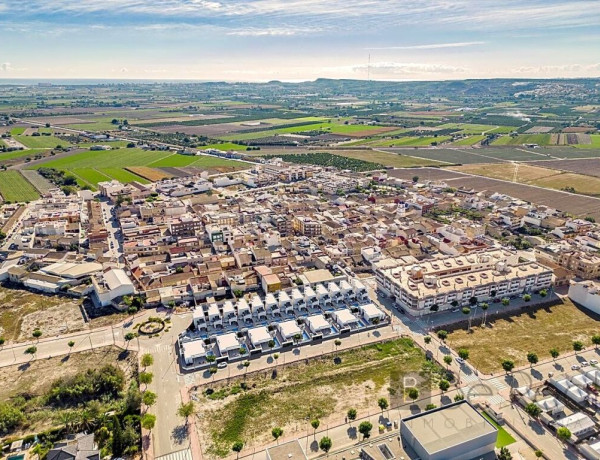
581,361,590,367
455,357,465,365
217,362,228,369
591,360,598,366
571,364,581,371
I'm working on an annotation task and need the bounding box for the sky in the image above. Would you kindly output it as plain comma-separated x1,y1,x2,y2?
0,0,599,81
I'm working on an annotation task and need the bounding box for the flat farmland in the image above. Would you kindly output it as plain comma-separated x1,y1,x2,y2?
528,158,600,178
381,148,502,164
388,167,466,181
443,175,600,219
450,163,600,197
492,134,552,146
0,171,41,202
20,170,54,194
30,148,247,181
452,135,486,146
255,149,443,168
14,134,71,149
367,136,452,147
126,166,173,181
99,168,149,184
574,134,600,148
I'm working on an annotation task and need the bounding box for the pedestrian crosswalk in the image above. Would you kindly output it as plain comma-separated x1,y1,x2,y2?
461,372,480,383
156,448,192,460
487,395,506,405
489,377,508,391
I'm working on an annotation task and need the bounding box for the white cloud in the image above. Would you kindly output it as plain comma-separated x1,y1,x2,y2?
353,61,468,75
0,62,13,71
227,26,323,36
366,41,485,50
513,63,600,74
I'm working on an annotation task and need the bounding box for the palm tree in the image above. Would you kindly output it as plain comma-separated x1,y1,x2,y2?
462,307,472,331
68,340,75,354
271,427,283,444
550,348,559,361
347,408,357,425
527,352,538,367
232,441,244,459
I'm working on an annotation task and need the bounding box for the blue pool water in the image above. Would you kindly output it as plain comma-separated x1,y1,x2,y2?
302,331,311,341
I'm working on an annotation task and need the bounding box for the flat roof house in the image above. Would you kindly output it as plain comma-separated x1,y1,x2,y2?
278,320,302,341
216,332,240,356
306,314,331,335
401,401,497,460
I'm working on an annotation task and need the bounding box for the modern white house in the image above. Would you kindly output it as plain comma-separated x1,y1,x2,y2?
535,396,565,415
339,279,355,301
279,290,292,310
306,314,331,335
193,307,207,330
359,303,385,322
265,293,278,312
248,326,272,348
291,288,306,311
304,285,319,307
217,332,241,356
332,308,359,329
222,300,237,325
557,412,596,438
251,295,267,319
571,373,593,390
351,278,369,302
237,298,251,321
316,284,331,306
207,303,222,327
278,320,302,341
181,340,206,365
328,282,343,303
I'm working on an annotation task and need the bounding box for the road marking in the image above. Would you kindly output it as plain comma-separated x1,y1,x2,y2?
489,377,508,390
487,395,506,405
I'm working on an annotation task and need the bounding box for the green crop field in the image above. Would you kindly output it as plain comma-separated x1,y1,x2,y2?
369,136,452,147
99,168,149,184
219,122,390,141
0,171,40,202
31,149,247,182
69,168,112,189
10,127,26,135
452,135,486,146
14,135,70,149
492,134,552,146
198,142,249,151
65,121,123,132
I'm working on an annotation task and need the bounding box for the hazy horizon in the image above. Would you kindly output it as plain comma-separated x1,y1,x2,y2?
1,0,600,81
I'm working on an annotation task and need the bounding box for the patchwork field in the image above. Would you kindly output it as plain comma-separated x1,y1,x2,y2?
14,134,71,149
445,299,600,374
0,170,41,202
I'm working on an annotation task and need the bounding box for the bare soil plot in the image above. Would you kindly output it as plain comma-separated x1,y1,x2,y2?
21,169,54,194
388,167,465,181
0,285,85,342
524,126,554,134
159,167,189,178
154,123,243,136
445,298,600,374
449,163,563,183
528,158,600,178
30,116,94,125
563,126,597,133
126,166,174,181
444,175,600,219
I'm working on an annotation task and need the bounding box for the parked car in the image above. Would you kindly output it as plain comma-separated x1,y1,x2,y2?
217,362,227,369
582,361,590,367
571,364,581,370
591,359,598,366
456,357,465,364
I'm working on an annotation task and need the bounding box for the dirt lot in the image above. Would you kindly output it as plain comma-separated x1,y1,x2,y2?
445,298,600,374
193,338,441,458
0,286,87,342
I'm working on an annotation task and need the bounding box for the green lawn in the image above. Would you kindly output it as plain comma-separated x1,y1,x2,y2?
65,121,122,132
14,134,70,149
33,148,173,169
481,412,516,448
369,136,452,147
69,168,112,188
10,127,26,135
0,171,40,202
0,148,50,162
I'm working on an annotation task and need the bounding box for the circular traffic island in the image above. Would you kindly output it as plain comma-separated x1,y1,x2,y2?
138,317,165,335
